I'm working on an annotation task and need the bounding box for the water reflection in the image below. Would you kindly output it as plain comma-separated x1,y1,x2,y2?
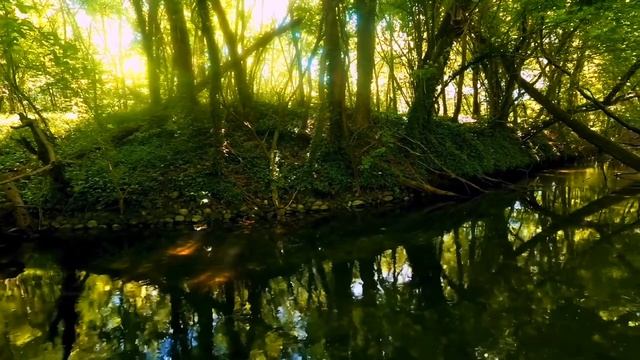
1,161,640,359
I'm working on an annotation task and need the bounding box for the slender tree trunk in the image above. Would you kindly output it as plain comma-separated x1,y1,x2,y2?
472,65,480,119
195,0,224,168
291,30,306,107
324,0,347,148
441,79,448,117
310,50,328,157
567,49,587,109
318,50,327,105
374,64,381,111
353,0,377,130
131,0,162,107
149,1,166,98
164,0,196,105
452,37,467,121
385,18,398,113
211,0,253,108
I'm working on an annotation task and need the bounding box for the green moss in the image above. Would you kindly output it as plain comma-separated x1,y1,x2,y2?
355,116,545,191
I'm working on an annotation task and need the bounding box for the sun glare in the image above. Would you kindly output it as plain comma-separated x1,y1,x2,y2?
123,57,147,81
70,1,289,80
74,9,146,78
245,0,290,29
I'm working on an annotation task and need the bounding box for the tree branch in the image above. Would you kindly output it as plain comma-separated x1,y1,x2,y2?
221,19,300,73
602,58,640,105
545,56,640,135
513,70,640,170
436,51,496,100
195,20,300,94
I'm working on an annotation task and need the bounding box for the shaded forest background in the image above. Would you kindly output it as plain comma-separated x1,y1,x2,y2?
1,0,640,226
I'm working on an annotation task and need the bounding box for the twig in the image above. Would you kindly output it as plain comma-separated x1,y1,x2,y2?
401,133,486,192
396,176,461,197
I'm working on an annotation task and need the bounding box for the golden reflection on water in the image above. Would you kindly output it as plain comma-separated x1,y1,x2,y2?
167,240,200,256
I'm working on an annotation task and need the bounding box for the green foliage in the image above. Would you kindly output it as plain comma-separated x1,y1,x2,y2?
418,121,533,177
65,159,119,210
0,139,32,174
294,144,352,196
243,100,312,139
0,0,102,114
359,145,398,189
357,112,405,189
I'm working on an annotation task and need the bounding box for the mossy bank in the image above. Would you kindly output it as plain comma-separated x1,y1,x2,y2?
0,104,584,235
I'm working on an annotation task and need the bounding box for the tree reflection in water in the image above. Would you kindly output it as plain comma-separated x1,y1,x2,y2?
47,256,86,360
1,161,640,359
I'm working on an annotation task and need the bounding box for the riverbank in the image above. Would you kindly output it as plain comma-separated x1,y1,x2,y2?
0,106,587,235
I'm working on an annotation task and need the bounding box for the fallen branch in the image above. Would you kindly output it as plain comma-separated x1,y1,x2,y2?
480,174,513,185
0,164,53,185
397,176,462,197
11,113,69,196
400,133,486,193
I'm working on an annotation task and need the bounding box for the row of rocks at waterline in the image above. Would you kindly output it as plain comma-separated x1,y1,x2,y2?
35,191,411,234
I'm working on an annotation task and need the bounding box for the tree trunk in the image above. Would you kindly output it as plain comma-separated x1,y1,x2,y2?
472,65,480,119
164,0,196,105
441,78,448,117
482,57,503,122
211,0,253,108
311,50,328,157
452,36,467,121
353,0,377,130
291,29,306,107
407,1,473,135
14,113,69,197
195,0,223,168
131,0,162,107
324,0,347,148
2,182,31,231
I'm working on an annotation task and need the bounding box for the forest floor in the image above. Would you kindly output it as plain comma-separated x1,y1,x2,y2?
0,103,586,233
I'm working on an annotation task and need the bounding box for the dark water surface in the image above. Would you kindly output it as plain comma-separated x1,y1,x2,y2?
2,161,640,359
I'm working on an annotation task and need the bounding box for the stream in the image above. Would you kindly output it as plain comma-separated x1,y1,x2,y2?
1,160,640,359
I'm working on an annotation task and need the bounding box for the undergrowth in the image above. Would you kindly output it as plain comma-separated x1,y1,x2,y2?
0,105,556,217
